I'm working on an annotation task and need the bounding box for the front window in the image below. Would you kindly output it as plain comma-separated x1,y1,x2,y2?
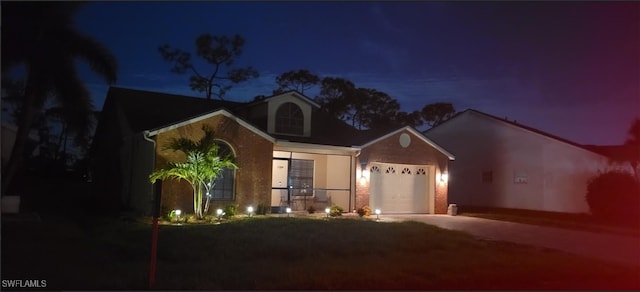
290,159,313,196
275,102,304,135
210,141,235,200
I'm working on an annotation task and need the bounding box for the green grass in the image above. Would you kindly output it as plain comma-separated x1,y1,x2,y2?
2,215,639,290
458,206,640,237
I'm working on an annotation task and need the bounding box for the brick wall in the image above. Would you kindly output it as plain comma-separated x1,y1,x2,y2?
155,115,273,215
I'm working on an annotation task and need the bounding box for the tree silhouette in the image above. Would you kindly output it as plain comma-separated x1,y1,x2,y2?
315,77,356,120
1,2,117,194
608,118,640,182
421,102,456,128
273,69,320,94
159,34,259,100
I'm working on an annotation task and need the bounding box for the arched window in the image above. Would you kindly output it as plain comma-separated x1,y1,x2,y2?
210,141,235,200
275,102,304,135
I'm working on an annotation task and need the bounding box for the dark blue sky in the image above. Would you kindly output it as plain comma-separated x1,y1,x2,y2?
73,1,639,145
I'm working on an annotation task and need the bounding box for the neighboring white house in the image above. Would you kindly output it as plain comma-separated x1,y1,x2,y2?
424,109,617,214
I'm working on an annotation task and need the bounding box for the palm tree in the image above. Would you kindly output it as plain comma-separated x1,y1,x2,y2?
1,2,117,194
149,125,237,219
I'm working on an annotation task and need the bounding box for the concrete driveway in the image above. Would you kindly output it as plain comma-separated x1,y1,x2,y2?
381,214,640,267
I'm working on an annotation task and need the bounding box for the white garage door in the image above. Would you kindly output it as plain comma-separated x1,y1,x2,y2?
369,162,433,213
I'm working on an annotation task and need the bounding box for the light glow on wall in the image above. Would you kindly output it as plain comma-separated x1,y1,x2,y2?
358,162,370,186
439,172,449,184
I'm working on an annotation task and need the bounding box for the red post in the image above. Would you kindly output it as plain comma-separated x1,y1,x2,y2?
149,216,159,289
149,180,162,289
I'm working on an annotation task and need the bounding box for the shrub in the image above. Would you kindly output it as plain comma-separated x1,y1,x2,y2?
167,210,185,223
586,170,640,226
329,205,343,217
256,203,269,215
307,205,316,214
356,206,371,217
222,204,238,219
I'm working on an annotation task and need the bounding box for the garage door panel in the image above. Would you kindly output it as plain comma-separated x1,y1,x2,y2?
370,163,432,213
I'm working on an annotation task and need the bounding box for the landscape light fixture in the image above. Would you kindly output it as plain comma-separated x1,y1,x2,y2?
375,208,381,221
174,209,182,222
286,207,292,217
247,206,254,217
325,207,331,218
216,208,224,222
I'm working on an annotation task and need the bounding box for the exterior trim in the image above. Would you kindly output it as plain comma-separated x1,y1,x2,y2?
146,109,276,143
361,126,455,160
264,90,321,108
275,140,361,155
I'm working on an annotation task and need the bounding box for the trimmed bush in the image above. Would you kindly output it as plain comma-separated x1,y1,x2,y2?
356,206,371,217
307,205,316,214
256,203,269,215
329,205,343,217
586,170,640,227
222,204,238,219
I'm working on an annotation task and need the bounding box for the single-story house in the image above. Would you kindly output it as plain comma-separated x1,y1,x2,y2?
91,87,454,216
424,109,624,214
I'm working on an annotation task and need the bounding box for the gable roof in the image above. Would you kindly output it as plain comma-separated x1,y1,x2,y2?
146,108,275,142
105,87,246,133
99,87,364,147
271,108,366,147
426,109,606,156
250,90,321,108
361,126,455,160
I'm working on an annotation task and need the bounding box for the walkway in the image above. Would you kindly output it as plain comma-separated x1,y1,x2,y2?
382,214,640,267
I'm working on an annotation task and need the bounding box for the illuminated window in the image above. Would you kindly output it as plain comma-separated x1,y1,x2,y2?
275,102,304,135
291,159,314,196
210,141,235,200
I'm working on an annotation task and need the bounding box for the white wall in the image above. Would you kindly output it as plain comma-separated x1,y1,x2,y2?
426,111,611,214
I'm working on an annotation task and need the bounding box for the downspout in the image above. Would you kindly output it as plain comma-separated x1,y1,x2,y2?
353,150,361,213
143,131,157,214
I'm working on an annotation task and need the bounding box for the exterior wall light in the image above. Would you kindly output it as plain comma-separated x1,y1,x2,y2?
247,206,254,217
375,208,381,221
440,172,449,184
359,161,368,186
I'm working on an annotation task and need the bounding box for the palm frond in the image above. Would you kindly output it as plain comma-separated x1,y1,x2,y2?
63,29,117,84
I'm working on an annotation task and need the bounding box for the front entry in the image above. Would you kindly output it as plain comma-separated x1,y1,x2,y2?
270,150,353,212
369,162,433,213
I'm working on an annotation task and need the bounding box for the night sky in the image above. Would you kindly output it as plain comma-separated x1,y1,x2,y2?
73,1,639,145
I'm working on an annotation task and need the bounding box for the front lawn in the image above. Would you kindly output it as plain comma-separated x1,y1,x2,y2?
2,215,638,290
